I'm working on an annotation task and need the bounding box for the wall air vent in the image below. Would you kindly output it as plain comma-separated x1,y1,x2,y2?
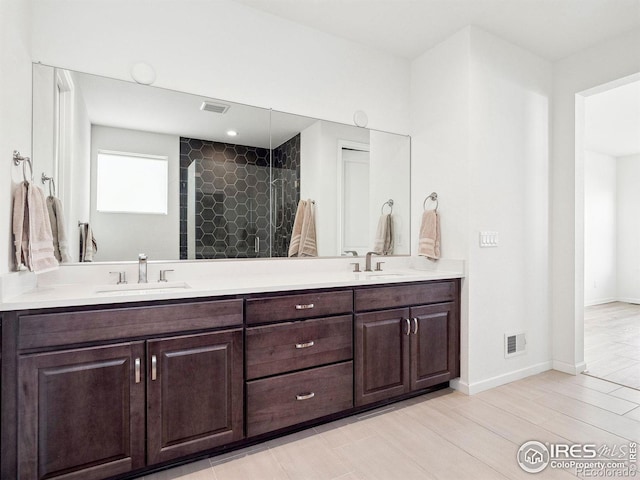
505,333,526,358
200,101,230,114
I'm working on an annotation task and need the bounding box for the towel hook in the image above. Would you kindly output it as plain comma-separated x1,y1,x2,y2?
423,192,438,211
41,173,56,197
381,199,394,214
13,150,33,182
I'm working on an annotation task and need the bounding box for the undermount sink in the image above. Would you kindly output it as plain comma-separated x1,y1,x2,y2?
95,281,191,295
361,272,419,280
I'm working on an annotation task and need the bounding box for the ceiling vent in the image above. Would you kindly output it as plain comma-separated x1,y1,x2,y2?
200,101,230,114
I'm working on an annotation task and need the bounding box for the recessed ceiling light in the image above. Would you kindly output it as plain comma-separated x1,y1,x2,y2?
226,130,238,137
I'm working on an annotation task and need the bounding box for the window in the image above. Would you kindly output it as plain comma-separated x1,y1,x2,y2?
96,151,168,214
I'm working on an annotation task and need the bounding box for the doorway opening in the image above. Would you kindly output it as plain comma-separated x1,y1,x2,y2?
581,76,640,390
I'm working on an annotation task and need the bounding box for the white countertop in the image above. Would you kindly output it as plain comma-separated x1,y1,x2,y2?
0,257,464,311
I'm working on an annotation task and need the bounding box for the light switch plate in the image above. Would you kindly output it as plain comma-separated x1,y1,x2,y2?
479,231,499,247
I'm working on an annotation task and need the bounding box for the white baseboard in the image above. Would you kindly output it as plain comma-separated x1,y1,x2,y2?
584,297,616,307
616,297,640,305
552,360,587,375
451,361,552,396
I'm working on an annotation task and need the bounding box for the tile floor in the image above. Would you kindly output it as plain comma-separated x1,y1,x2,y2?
141,370,639,480
584,302,640,389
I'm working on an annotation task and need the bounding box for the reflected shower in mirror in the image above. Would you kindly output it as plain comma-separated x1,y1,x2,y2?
32,63,411,262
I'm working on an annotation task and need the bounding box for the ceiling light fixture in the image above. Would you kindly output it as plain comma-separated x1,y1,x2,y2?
226,130,238,137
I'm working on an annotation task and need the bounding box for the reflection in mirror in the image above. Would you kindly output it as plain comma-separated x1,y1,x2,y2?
32,63,410,262
271,111,411,257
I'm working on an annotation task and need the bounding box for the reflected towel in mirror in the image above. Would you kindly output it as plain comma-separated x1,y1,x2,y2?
79,223,98,262
46,196,72,263
373,213,394,255
418,209,440,260
288,199,318,257
12,181,59,272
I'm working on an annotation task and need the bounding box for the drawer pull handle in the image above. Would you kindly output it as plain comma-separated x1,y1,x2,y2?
295,303,315,310
151,355,157,381
413,317,419,335
295,340,315,349
296,392,315,401
405,318,411,336
134,358,141,384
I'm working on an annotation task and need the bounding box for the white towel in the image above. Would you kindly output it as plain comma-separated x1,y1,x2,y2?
47,196,72,263
418,209,440,260
12,182,59,272
373,213,394,255
288,199,318,257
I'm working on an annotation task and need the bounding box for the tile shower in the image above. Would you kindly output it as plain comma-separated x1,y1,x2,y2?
179,135,300,259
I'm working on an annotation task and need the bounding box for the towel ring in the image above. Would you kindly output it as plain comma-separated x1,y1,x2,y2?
13,150,33,182
423,192,438,211
41,173,56,197
381,199,394,214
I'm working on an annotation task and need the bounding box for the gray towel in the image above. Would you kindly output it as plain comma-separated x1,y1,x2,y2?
12,182,59,272
373,213,394,255
46,196,72,263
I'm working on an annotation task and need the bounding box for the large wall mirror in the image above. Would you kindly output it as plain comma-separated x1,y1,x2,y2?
32,63,411,262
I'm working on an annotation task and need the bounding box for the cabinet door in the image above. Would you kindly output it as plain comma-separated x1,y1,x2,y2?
355,308,410,406
18,342,145,480
410,303,456,391
147,329,243,465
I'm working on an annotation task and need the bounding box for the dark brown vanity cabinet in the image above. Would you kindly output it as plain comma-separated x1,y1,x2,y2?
18,342,146,480
14,300,244,480
354,281,459,406
2,280,460,480
245,292,354,437
146,330,243,465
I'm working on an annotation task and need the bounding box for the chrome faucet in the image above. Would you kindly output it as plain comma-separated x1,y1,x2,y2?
364,251,381,272
344,250,358,256
138,253,148,283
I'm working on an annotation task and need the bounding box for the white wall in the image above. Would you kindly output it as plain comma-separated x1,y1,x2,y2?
583,151,617,306
467,27,552,391
617,154,640,303
410,28,472,389
30,0,409,134
551,28,640,374
369,130,411,255
0,0,32,274
300,121,369,256
90,126,180,261
411,26,553,393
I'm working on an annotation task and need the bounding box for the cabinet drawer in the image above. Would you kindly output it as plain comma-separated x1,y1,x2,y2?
355,281,455,312
18,299,243,350
246,291,353,325
246,361,353,437
246,315,352,380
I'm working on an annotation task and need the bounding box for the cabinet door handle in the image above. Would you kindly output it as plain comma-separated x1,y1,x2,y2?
295,303,315,310
295,340,315,349
296,392,315,401
405,318,411,335
413,317,419,335
134,358,141,384
151,355,157,380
